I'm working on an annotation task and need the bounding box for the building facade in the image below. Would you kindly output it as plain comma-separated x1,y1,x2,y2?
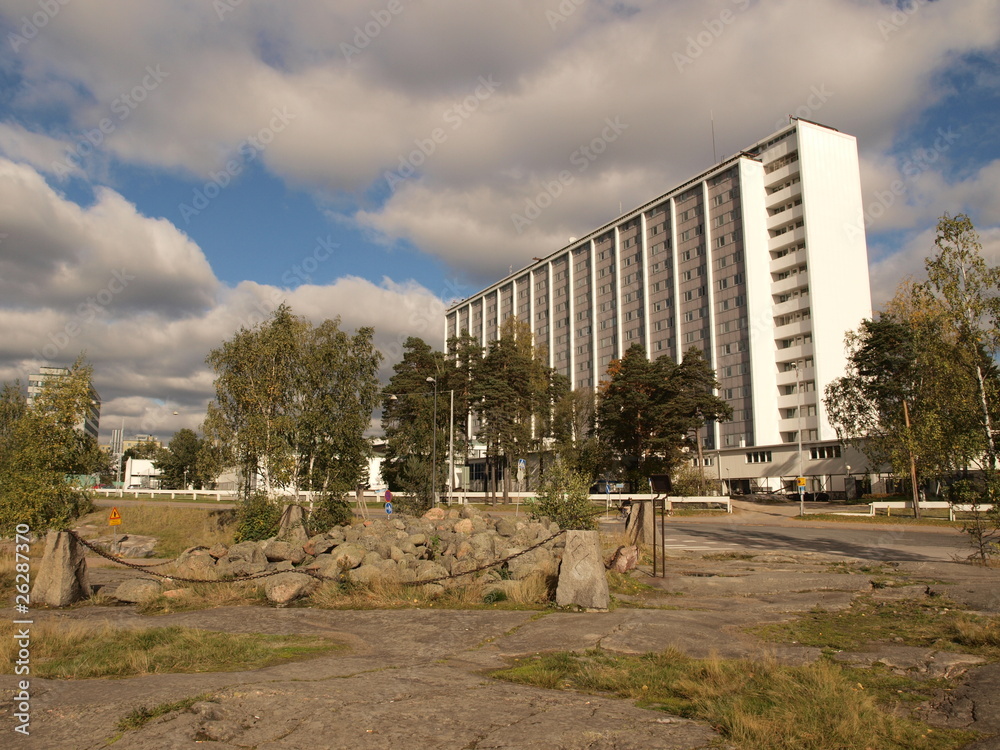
445,119,873,495
26,365,101,441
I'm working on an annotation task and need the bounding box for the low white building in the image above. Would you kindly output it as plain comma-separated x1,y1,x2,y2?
124,458,161,489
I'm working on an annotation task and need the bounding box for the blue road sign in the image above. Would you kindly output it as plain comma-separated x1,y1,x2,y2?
385,502,393,515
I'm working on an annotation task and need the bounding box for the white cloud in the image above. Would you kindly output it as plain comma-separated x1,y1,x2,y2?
0,159,451,439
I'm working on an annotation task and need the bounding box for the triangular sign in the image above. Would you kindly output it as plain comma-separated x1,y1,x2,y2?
109,507,122,525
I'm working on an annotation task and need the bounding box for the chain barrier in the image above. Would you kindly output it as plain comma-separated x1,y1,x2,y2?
69,526,568,588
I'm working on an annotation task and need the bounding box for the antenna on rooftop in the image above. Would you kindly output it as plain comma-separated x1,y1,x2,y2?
711,110,718,163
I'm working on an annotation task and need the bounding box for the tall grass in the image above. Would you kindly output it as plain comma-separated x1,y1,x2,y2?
492,648,974,750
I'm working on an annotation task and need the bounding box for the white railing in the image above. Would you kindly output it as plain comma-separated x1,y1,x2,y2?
91,488,231,502
949,504,997,521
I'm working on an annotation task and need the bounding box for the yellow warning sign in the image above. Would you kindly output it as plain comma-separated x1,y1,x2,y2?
109,507,122,526
796,477,807,488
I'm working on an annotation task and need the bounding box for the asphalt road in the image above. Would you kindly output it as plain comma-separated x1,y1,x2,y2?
650,520,968,562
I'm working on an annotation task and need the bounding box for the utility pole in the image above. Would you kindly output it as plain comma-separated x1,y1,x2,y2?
427,376,438,505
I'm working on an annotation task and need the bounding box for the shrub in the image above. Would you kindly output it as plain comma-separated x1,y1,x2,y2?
530,461,596,530
308,494,353,532
950,479,1000,562
233,492,281,542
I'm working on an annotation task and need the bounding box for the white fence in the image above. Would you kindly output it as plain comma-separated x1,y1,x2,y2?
91,488,231,502
867,500,996,521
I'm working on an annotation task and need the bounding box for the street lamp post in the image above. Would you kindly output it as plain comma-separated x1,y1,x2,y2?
388,385,455,506
427,377,438,505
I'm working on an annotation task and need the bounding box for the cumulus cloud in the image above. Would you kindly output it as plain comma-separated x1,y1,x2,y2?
0,160,449,438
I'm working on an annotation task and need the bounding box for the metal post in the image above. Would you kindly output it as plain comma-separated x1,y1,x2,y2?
448,389,454,506
427,377,438,505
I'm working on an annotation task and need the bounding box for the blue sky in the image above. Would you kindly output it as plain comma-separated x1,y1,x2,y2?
0,0,998,441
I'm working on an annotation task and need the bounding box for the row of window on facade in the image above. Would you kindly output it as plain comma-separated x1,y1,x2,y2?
744,444,841,464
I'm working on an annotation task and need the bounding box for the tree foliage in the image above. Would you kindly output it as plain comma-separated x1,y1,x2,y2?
0,356,98,533
596,345,732,488
204,305,382,501
530,459,596,530
825,215,1000,500
924,213,1000,473
155,428,205,489
471,319,557,502
380,337,448,511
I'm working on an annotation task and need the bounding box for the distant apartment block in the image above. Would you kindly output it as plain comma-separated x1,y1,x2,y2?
27,366,101,441
445,118,873,495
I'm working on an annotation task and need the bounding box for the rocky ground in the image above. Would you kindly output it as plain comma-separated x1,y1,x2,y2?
3,515,1000,749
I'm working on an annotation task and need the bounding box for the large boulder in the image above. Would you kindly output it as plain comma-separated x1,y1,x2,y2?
174,548,218,579
92,534,158,558
556,530,610,610
277,504,309,543
606,545,639,573
114,578,163,603
262,539,306,565
31,531,92,607
226,541,267,564
263,572,317,606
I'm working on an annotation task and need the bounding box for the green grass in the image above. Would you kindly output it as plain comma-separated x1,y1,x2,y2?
799,513,960,526
116,693,215,732
491,648,975,750
751,596,1000,660
702,551,757,561
0,620,344,679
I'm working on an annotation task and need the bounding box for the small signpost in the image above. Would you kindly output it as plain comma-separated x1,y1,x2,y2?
109,506,122,551
384,501,393,516
797,476,806,516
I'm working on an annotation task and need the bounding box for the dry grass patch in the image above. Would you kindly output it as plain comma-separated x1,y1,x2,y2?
0,620,343,679
752,595,1000,661
309,570,552,610
137,580,266,615
78,505,233,558
492,648,975,750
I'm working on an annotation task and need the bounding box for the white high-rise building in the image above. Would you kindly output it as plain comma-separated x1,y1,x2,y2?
445,118,873,495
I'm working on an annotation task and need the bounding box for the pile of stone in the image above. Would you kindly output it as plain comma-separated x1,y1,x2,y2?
128,505,566,606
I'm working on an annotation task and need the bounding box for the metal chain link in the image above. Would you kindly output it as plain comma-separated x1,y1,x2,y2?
70,526,568,588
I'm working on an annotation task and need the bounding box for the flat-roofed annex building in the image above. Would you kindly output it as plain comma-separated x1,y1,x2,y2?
445,118,874,496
